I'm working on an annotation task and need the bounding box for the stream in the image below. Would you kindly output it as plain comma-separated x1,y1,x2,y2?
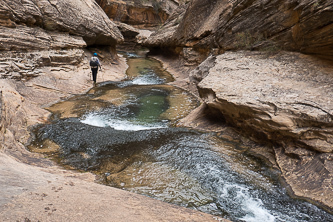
29,51,333,222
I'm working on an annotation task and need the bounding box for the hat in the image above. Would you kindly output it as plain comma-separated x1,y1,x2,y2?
93,53,98,56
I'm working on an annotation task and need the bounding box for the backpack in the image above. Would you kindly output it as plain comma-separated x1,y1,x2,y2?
90,57,99,66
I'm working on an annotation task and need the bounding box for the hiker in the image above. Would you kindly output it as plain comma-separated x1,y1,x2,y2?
90,53,102,84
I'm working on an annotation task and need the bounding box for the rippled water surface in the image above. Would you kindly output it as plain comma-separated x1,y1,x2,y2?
29,52,333,222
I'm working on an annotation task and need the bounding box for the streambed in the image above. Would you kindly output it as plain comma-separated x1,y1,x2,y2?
29,52,333,222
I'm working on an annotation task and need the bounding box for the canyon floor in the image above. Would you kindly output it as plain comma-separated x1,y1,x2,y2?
0,53,226,222
1,49,332,221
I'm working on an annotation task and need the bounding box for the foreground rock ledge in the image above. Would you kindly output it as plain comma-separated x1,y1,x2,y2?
0,153,223,222
195,51,333,211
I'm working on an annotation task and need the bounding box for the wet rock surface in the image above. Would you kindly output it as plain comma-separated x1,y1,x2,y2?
145,1,333,212
31,118,199,171
1,0,332,219
194,51,333,211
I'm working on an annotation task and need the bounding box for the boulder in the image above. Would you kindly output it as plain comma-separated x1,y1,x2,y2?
113,21,153,49
144,3,188,47
197,51,333,152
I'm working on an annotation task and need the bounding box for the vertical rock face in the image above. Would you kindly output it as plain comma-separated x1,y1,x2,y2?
0,0,124,79
145,0,333,62
96,0,180,28
215,0,333,60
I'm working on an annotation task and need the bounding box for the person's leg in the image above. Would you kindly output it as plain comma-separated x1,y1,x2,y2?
95,67,98,83
91,68,98,83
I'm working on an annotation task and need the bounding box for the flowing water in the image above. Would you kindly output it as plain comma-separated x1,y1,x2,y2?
29,52,333,222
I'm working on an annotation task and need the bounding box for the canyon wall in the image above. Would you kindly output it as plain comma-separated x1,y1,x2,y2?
96,0,181,29
145,0,333,63
145,0,333,211
0,0,124,158
0,0,123,80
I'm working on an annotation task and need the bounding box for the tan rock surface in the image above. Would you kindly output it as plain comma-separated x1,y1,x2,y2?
0,153,223,222
195,50,333,211
0,0,123,46
145,0,333,62
96,0,179,28
0,0,124,80
0,0,227,220
145,0,333,212
197,51,333,151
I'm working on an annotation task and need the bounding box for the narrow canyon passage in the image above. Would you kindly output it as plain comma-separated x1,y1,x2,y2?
28,50,333,222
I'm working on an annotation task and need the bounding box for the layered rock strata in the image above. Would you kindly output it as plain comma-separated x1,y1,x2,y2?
0,0,124,146
145,0,333,63
0,0,123,79
193,51,333,211
1,0,123,45
96,0,179,28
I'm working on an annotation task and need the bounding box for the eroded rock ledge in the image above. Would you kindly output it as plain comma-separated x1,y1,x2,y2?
145,0,333,64
192,51,333,211
0,0,124,80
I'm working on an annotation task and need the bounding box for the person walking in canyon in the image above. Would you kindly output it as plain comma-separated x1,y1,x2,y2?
90,53,102,85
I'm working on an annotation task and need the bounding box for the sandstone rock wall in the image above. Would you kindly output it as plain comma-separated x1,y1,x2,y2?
145,0,333,62
196,51,333,153
147,0,333,212
0,0,124,80
216,0,333,59
1,0,123,45
96,0,179,28
0,0,124,150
